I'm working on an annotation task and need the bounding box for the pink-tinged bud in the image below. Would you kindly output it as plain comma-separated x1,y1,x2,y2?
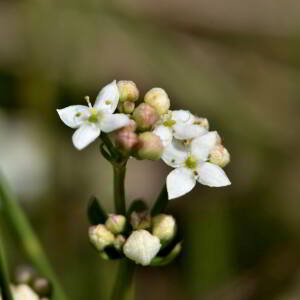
132,103,159,131
209,145,230,167
144,87,170,116
117,80,139,102
105,214,126,234
135,132,164,160
115,128,138,152
123,101,135,114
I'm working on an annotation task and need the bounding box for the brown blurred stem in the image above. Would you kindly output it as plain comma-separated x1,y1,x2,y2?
0,172,69,300
110,260,135,300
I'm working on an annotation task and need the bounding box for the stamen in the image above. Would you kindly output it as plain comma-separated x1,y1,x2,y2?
84,96,92,108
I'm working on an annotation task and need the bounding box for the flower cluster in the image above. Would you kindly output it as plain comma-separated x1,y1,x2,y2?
0,284,40,300
88,210,179,266
57,80,231,200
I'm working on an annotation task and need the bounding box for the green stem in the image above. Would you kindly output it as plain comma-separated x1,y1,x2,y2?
0,230,13,300
110,260,135,300
0,173,69,300
151,183,168,216
101,133,120,161
113,162,127,215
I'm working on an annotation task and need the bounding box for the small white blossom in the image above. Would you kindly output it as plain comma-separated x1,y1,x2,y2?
123,230,161,266
153,110,207,147
163,131,231,200
57,80,130,150
12,284,39,300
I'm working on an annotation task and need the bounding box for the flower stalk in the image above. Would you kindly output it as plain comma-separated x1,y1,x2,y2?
0,172,69,300
0,230,13,300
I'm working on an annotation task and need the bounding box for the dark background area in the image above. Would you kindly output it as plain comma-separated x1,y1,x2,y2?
0,1,300,299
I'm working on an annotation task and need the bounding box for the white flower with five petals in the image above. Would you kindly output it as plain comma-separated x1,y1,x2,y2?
153,110,207,147
57,81,130,150
164,131,231,200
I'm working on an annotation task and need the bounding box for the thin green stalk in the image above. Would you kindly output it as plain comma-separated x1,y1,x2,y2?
113,162,127,215
151,183,168,216
0,173,69,300
110,260,135,300
0,231,13,300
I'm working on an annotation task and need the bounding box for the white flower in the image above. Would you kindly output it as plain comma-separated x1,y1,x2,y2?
123,230,161,266
153,110,207,147
12,284,39,300
57,80,130,150
163,131,231,200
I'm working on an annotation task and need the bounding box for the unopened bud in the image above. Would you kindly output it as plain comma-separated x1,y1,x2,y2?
193,117,209,130
114,235,126,250
133,103,159,131
123,230,161,266
123,101,135,114
105,214,126,234
130,211,151,230
152,214,176,243
14,265,35,285
89,225,115,251
136,132,164,160
209,145,230,167
117,80,139,102
115,128,138,152
144,87,170,116
32,278,52,297
13,284,39,300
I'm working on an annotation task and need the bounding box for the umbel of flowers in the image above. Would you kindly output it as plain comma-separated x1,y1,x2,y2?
57,80,231,266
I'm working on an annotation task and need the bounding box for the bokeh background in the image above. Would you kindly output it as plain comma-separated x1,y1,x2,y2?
1,0,300,299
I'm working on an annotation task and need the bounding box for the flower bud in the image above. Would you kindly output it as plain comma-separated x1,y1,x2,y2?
32,278,52,297
13,284,39,300
152,214,176,243
115,128,138,152
135,132,164,160
130,211,151,230
114,235,126,250
14,265,35,285
209,145,230,167
105,214,127,234
132,103,159,131
123,101,135,114
117,80,139,102
144,87,170,116
89,225,115,251
123,230,161,266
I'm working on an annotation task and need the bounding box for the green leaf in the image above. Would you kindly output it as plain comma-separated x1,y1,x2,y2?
150,242,182,267
127,199,148,216
87,196,107,225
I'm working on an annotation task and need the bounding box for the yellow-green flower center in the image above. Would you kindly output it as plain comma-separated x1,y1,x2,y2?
88,109,102,123
185,156,197,169
163,119,176,127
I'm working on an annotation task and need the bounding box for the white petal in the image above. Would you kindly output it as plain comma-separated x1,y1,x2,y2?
100,113,130,133
197,162,231,187
153,125,173,147
167,168,196,200
72,123,100,150
162,139,188,168
171,110,195,124
56,105,88,128
191,131,219,161
173,123,207,140
94,80,119,113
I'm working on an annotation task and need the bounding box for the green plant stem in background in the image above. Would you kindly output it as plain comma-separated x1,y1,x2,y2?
110,260,135,300
0,231,13,300
113,162,127,215
151,184,168,216
0,173,69,300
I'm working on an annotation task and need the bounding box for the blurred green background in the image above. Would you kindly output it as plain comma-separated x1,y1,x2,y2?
1,0,300,299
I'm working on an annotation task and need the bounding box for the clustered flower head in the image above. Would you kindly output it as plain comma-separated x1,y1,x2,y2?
57,79,231,201
88,210,179,266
